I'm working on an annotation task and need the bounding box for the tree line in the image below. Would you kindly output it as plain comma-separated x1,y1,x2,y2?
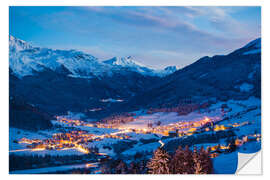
101,145,213,174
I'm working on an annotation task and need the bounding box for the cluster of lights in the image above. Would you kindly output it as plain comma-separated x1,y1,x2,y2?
118,117,217,137
18,127,132,154
235,134,261,146
14,114,261,164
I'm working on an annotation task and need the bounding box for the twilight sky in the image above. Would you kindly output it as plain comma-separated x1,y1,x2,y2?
9,6,261,69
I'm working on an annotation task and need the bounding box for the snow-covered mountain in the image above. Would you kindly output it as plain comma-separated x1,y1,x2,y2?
9,36,112,78
103,56,145,67
103,56,156,76
9,36,169,115
9,35,32,52
103,56,177,77
9,36,176,78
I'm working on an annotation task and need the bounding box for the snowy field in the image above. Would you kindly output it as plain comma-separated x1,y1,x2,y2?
213,152,238,174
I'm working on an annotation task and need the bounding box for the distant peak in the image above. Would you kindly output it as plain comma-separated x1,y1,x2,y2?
154,65,178,76
9,35,15,41
9,35,28,45
243,38,261,49
164,66,177,73
229,37,262,56
103,56,146,67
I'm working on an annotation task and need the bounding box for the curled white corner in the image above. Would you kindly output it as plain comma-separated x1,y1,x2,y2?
236,151,262,175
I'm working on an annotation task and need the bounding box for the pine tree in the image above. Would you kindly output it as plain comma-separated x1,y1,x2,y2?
183,145,195,174
193,146,213,174
139,159,148,174
193,146,203,174
115,160,128,174
199,146,213,174
147,147,171,174
146,146,213,174
128,162,139,174
170,146,186,174
100,163,111,174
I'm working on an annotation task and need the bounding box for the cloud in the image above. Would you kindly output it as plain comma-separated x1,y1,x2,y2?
83,7,198,30
11,6,260,68
35,6,259,47
80,7,256,45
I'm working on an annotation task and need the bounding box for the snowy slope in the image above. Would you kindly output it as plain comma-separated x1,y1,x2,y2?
9,36,176,78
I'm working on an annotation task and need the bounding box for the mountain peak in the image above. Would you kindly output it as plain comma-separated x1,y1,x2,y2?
243,38,261,49
103,56,146,68
229,37,261,56
9,35,32,52
241,38,261,55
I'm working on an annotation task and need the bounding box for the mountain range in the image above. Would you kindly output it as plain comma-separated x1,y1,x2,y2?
9,36,176,79
120,38,261,111
9,36,261,130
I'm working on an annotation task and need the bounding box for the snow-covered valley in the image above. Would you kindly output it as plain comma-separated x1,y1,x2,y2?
9,96,261,174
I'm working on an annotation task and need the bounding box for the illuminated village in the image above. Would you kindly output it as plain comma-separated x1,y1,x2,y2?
9,91,261,174
14,110,261,161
